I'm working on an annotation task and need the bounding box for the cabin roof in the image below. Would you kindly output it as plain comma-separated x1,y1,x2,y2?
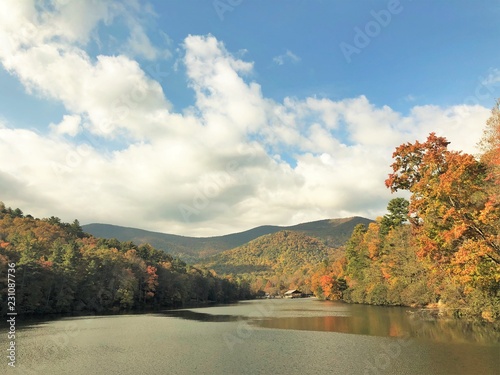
284,289,302,295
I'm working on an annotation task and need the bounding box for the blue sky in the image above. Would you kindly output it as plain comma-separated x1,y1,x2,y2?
0,0,499,236
152,0,500,111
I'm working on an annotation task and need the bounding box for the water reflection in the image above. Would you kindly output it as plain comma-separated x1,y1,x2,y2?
158,309,246,322
158,299,500,345
253,301,500,345
14,299,497,346
254,303,410,338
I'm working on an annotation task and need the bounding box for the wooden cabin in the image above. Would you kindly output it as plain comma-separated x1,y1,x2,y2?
284,289,303,299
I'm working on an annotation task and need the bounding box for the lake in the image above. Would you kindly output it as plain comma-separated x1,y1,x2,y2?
2,298,499,374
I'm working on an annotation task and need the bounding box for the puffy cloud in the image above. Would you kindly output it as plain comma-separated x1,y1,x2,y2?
0,1,493,236
0,0,172,141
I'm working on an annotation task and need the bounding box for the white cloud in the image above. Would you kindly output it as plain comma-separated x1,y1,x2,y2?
0,1,493,236
50,114,81,136
273,50,301,66
0,0,174,140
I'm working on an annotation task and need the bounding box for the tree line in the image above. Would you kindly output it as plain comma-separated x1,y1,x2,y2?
0,205,252,315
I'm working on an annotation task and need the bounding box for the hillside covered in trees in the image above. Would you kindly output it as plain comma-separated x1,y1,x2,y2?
203,231,334,275
199,231,342,295
0,206,251,315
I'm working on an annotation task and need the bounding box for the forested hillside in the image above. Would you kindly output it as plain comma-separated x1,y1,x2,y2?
199,231,348,296
202,231,334,275
0,206,251,315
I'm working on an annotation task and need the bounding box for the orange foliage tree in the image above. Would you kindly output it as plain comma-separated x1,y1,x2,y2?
386,133,499,265
385,110,500,319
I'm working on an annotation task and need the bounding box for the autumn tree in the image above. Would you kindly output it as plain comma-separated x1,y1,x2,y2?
386,133,499,263
386,123,500,320
479,100,500,253
480,100,500,179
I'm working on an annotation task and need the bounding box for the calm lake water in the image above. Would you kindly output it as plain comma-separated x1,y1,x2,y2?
2,298,499,374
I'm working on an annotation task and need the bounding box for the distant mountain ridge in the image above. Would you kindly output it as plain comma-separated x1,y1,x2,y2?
82,216,373,261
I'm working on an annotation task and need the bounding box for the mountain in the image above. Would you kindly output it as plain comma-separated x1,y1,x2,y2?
200,231,336,276
82,216,372,261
